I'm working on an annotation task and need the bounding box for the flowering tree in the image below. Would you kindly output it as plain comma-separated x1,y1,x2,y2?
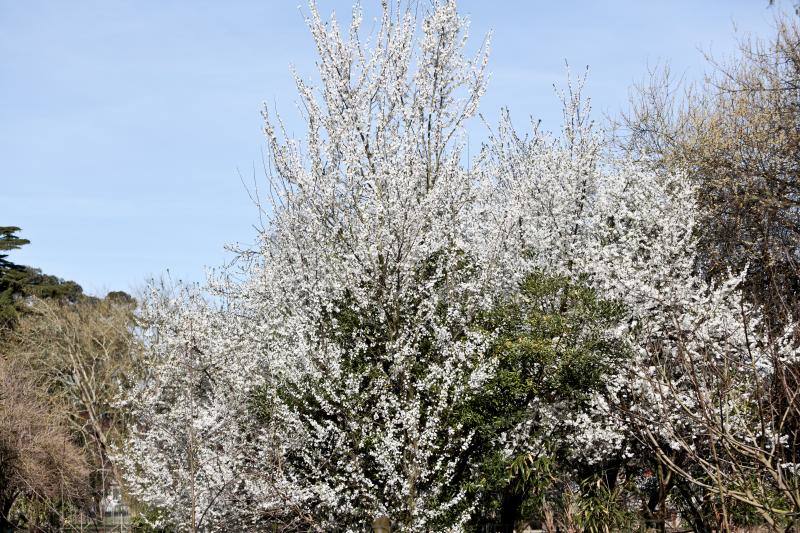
477,73,800,529
126,1,503,529
244,1,500,528
120,284,301,531
632,286,800,530
122,1,799,531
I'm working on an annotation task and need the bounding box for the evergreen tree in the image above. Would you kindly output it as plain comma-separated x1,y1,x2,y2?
0,226,30,267
0,226,83,329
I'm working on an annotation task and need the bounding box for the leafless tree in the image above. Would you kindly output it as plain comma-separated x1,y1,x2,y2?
0,358,89,530
6,294,140,519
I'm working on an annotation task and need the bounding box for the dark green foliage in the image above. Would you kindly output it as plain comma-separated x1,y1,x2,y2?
0,227,83,330
459,272,629,528
0,227,29,265
107,290,136,306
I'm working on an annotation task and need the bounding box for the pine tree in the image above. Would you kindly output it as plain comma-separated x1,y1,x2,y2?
0,226,83,329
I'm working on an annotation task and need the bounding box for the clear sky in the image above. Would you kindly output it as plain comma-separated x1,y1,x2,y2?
0,0,785,295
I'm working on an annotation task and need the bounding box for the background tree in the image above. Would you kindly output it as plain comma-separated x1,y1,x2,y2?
0,226,30,327
0,227,136,530
618,17,800,333
5,294,139,520
0,358,89,531
0,226,83,330
615,18,800,529
0,227,30,263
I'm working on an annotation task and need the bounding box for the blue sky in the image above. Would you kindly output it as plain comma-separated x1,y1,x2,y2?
0,1,784,295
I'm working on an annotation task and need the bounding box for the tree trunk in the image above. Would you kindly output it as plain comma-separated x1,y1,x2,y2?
0,497,14,533
644,466,672,533
498,488,524,533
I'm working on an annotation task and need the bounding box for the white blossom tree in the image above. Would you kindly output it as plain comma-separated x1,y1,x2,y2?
479,73,799,528
126,1,498,530
121,1,798,531
243,1,500,528
119,283,304,531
